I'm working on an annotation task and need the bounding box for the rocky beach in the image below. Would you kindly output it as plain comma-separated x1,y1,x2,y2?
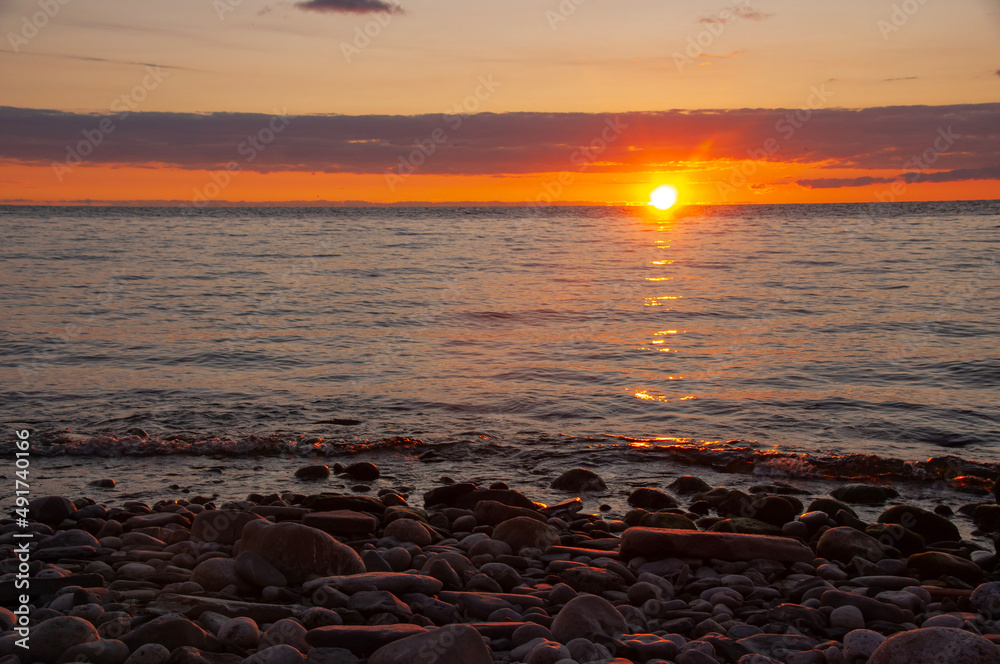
5,464,1000,664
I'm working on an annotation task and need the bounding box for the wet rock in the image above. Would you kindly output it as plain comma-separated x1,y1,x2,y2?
191,510,264,545
124,644,171,664
28,616,99,663
831,484,900,505
28,496,77,524
367,625,492,664
303,511,377,536
807,498,857,518
972,581,1000,618
974,505,1000,533
907,551,984,584
628,487,678,510
868,626,1000,663
817,526,884,563
717,489,754,517
878,505,960,544
668,475,712,494
240,520,365,584
422,483,476,508
295,466,331,481
383,519,432,546
747,496,798,526
344,463,379,481
452,489,536,511
550,594,629,643
492,517,560,552
550,468,607,492
621,527,814,562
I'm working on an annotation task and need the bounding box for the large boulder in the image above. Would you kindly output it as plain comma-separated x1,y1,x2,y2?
868,626,1000,663
492,517,560,552
550,595,629,644
620,527,814,563
551,468,607,492
29,616,99,663
240,520,364,584
368,625,492,664
816,526,884,563
878,505,960,544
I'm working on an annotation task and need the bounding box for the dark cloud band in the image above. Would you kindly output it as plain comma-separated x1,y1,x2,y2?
0,104,997,179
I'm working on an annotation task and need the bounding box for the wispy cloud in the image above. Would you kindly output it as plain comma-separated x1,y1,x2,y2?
296,0,404,14
699,5,775,25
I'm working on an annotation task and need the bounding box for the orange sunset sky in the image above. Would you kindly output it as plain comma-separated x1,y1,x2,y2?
1,0,998,205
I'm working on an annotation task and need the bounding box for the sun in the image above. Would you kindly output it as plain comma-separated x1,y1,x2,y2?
649,185,679,211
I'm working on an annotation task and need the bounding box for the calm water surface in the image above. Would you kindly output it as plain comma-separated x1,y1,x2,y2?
1,202,998,477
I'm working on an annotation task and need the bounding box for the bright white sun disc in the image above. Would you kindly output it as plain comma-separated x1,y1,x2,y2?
650,185,679,210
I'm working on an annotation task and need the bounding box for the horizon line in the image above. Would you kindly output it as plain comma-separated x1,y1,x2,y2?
2,197,998,209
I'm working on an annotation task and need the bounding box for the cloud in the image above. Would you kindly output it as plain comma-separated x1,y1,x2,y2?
699,5,775,25
296,0,404,14
798,165,1000,189
1,104,998,180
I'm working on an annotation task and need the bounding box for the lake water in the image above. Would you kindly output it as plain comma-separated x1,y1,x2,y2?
2,202,999,507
